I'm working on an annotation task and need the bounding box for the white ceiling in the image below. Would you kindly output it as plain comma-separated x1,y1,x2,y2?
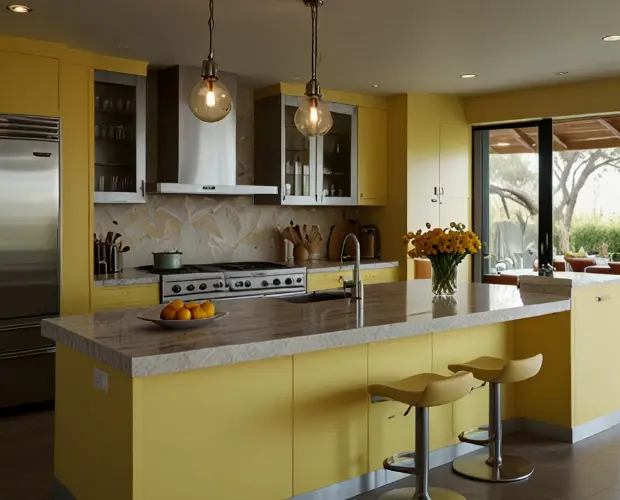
3,0,620,95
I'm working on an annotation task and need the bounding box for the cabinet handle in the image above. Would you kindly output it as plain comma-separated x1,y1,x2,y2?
440,187,445,195
360,193,364,198
315,193,318,202
431,198,438,203
595,295,611,302
433,186,438,195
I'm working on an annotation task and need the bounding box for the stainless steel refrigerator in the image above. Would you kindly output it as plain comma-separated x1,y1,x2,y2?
0,114,59,408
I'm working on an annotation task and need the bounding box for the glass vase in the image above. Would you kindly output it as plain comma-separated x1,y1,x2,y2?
430,256,459,296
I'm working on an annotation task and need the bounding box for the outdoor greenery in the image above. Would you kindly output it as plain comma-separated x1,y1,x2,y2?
571,217,620,253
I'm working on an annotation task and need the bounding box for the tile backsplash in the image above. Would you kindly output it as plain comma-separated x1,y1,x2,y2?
95,77,352,269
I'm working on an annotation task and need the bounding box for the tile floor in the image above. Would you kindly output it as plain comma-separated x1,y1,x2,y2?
3,406,620,500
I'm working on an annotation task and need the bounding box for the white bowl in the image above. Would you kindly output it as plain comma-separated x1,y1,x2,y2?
137,305,228,330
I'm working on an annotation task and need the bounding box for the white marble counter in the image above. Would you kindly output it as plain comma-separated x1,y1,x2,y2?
42,281,570,377
503,270,620,288
94,268,159,287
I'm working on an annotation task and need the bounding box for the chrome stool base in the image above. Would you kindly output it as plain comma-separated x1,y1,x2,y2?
452,452,534,483
378,486,467,500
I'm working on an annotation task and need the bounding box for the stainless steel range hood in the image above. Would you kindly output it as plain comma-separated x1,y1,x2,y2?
146,66,277,196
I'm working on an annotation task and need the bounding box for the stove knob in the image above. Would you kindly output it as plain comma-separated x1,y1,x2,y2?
236,281,244,288
273,278,281,286
285,278,293,285
296,277,302,283
245,280,252,287
172,285,181,293
262,280,269,287
219,281,225,289
187,284,195,292
213,282,219,289
199,283,207,291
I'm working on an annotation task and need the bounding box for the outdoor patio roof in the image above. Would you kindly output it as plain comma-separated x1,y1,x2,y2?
490,116,620,154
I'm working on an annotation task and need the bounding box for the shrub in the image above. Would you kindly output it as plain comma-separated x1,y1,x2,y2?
571,222,620,253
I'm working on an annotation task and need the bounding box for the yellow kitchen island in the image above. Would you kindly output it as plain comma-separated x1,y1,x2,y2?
42,276,619,500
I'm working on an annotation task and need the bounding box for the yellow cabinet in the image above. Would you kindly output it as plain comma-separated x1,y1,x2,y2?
368,335,432,470
293,345,368,495
306,267,399,292
90,284,159,312
0,51,59,116
573,285,620,425
137,356,294,500
358,107,388,206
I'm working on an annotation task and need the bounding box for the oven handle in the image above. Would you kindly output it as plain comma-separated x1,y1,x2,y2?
0,345,56,361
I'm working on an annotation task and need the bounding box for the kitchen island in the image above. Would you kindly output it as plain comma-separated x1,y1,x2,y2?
44,279,615,500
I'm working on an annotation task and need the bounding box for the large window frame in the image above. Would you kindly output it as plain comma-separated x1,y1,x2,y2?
472,119,554,281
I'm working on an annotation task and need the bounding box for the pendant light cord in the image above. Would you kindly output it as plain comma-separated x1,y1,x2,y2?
311,1,317,81
208,0,215,59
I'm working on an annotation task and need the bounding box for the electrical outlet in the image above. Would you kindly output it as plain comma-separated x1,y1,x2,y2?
93,368,108,393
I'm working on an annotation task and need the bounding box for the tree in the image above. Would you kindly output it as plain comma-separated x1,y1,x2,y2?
490,148,620,253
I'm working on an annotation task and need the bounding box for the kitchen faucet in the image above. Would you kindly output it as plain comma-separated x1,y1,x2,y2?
340,233,364,303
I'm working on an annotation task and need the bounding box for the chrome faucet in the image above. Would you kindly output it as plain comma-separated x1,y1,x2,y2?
340,233,364,302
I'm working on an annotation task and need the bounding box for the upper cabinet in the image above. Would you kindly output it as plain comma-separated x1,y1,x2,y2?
94,70,146,204
254,92,386,206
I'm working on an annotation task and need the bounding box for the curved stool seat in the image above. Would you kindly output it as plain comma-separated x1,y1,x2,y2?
369,371,474,500
448,354,543,484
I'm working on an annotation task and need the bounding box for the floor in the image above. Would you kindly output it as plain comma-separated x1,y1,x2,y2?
3,408,620,500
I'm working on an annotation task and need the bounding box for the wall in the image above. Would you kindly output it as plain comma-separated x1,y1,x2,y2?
95,82,351,268
463,75,620,125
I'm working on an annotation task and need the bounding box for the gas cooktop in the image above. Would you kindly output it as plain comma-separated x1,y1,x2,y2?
137,261,293,275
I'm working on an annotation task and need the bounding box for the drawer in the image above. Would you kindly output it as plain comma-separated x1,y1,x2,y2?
91,284,159,312
306,267,399,292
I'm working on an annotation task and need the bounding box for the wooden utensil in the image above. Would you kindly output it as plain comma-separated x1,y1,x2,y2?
328,218,360,261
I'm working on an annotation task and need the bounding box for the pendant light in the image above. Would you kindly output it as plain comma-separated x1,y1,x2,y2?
294,0,333,137
188,0,232,123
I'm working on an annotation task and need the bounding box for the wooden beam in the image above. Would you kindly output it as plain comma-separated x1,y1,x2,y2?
553,133,568,150
598,118,620,139
511,128,536,152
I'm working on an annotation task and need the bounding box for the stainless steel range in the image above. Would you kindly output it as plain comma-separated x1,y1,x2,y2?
139,262,306,303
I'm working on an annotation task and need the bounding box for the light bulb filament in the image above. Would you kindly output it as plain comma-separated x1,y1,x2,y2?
206,89,216,107
309,103,319,124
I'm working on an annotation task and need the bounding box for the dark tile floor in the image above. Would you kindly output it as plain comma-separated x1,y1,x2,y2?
3,407,620,500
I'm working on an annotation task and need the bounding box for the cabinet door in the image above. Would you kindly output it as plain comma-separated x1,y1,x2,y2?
94,70,146,204
317,102,358,206
293,346,368,495
358,107,387,206
439,122,470,199
0,51,59,116
282,95,319,205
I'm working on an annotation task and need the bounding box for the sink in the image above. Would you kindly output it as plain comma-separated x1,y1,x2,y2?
277,291,352,304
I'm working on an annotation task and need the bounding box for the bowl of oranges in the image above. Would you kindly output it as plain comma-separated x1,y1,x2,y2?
137,300,227,330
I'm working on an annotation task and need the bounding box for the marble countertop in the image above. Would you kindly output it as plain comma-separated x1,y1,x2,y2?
503,270,620,288
288,259,399,274
43,280,570,377
94,268,159,287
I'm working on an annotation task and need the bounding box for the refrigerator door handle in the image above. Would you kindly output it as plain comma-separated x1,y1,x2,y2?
0,345,55,361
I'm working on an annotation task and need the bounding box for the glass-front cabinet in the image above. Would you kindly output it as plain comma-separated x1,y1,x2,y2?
254,94,357,206
94,70,146,204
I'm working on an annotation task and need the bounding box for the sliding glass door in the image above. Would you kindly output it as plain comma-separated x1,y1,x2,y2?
473,120,553,280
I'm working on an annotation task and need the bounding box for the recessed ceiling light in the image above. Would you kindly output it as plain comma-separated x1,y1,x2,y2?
496,142,510,147
603,35,620,42
6,4,32,13
116,44,129,49
555,71,568,76
372,84,379,88
460,73,477,79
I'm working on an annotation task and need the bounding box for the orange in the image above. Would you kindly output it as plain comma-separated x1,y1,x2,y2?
191,307,207,320
185,302,200,310
160,306,177,320
175,308,192,321
200,301,215,318
168,300,185,311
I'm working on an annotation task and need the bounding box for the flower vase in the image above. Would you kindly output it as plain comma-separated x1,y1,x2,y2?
430,257,459,296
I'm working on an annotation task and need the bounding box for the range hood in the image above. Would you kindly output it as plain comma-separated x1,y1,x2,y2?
146,66,277,196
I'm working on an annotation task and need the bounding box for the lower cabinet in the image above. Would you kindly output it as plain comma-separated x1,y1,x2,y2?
307,267,399,292
90,284,159,312
293,345,369,495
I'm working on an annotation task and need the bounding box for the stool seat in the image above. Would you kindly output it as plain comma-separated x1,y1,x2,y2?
369,371,473,408
448,354,542,384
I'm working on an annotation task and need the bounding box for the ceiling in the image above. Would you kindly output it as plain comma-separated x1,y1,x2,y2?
3,0,620,95
490,117,620,154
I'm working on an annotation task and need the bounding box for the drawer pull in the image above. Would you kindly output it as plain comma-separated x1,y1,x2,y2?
595,295,611,302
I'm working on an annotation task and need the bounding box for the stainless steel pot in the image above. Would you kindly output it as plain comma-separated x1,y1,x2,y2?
152,251,182,271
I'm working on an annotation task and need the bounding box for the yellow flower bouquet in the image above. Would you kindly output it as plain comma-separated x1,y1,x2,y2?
404,222,482,295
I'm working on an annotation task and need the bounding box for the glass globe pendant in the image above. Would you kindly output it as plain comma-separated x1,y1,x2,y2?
188,0,232,123
294,0,332,137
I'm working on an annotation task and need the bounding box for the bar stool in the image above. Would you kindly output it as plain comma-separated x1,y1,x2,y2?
448,354,543,483
369,371,474,500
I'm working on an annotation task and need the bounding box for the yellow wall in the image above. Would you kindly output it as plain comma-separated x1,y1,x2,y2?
463,75,620,125
0,35,147,315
